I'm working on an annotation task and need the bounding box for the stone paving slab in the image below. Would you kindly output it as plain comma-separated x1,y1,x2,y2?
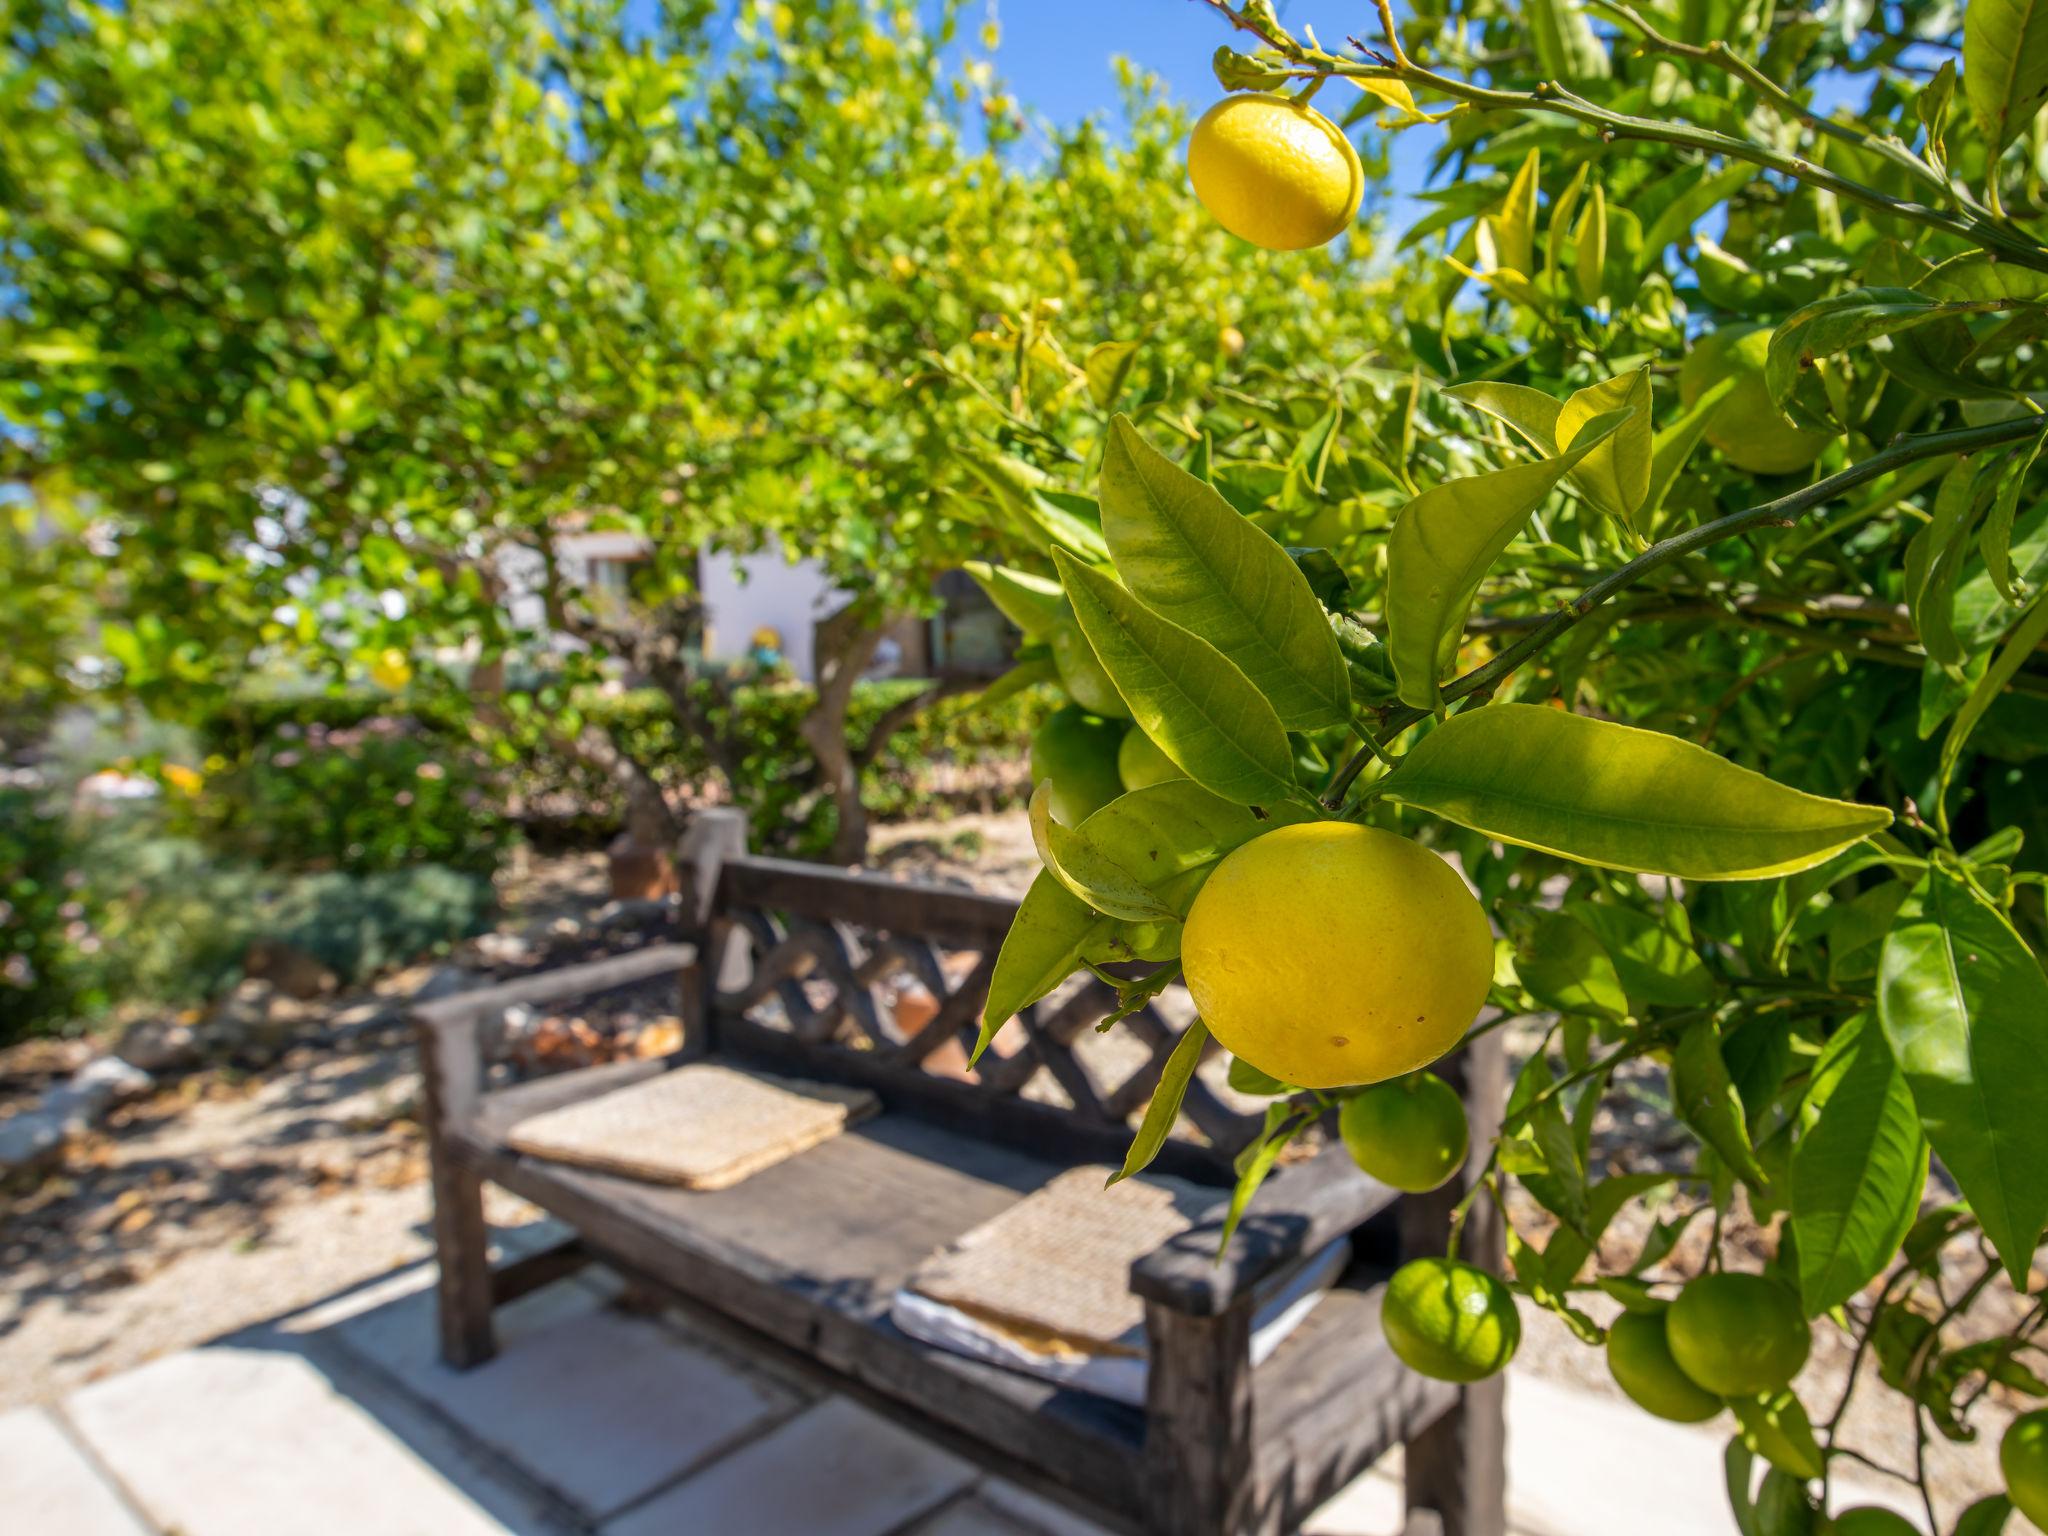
0,1405,153,1536
601,1395,979,1536
314,1267,803,1520
63,1343,561,1536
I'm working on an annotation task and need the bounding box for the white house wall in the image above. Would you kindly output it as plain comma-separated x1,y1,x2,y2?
696,544,850,684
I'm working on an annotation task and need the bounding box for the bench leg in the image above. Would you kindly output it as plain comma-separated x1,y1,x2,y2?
1142,1299,1255,1536
431,1154,497,1369
1403,1374,1506,1536
1402,1029,1508,1536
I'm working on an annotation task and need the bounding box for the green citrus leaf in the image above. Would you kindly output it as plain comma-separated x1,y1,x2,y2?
1085,339,1140,409
976,654,1058,708
1441,381,1562,454
1965,0,2048,159
1939,594,2048,816
980,871,1110,1060
1027,781,1177,923
1099,416,1350,730
1109,1019,1208,1185
1642,374,1736,535
1557,367,1652,530
1574,901,1714,1008
1386,412,1627,712
1074,779,1315,901
1791,1013,1929,1316
1672,1016,1769,1189
1516,911,1627,1020
1878,867,2048,1286
1527,0,1611,81
1380,704,1894,880
962,561,1066,638
1765,289,2011,420
1476,148,1539,280
1574,182,1608,307
1922,252,2048,302
1052,547,1296,806
1981,434,2045,605
1731,1390,1824,1481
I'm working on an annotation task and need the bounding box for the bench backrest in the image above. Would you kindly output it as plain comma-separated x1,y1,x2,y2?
676,809,1261,1180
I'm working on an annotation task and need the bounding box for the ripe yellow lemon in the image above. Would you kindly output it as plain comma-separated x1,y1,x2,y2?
1339,1072,1469,1193
369,647,412,691
2003,1409,2048,1530
1181,823,1493,1089
1666,1272,1810,1397
1382,1258,1520,1383
1117,726,1185,792
1188,94,1364,252
1678,323,1830,477
1606,1308,1723,1424
1029,707,1124,827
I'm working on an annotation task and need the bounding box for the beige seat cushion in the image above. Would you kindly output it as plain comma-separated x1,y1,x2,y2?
506,1063,878,1191
905,1166,1219,1357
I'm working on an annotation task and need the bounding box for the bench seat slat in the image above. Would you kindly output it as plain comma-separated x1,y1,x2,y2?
451,1107,1150,1518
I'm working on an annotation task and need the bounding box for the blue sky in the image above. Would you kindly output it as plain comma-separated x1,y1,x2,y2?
987,0,1440,226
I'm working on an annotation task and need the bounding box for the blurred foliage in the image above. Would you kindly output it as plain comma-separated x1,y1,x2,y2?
0,0,1391,861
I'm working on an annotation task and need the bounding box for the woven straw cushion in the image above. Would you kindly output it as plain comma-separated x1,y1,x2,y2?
505,1063,878,1191
906,1166,1217,1357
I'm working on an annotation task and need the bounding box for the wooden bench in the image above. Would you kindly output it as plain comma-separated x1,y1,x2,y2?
414,809,1507,1536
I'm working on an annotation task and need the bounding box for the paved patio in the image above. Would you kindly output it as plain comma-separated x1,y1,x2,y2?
3,1221,1928,1536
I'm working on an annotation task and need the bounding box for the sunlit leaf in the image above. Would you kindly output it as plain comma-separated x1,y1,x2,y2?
1053,548,1297,806
1380,705,1894,880
1878,867,2048,1285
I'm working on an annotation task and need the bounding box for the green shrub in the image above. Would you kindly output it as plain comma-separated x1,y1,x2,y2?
513,678,1051,857
0,800,496,1045
189,699,507,876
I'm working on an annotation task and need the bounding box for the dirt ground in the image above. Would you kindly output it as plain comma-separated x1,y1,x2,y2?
0,813,2017,1513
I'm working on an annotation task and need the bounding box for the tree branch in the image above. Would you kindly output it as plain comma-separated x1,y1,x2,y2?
1324,415,2048,805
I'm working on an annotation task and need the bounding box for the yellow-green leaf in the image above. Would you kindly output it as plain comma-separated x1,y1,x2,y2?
1085,340,1140,408
1492,148,1540,279
1109,1020,1209,1185
1441,381,1561,454
1386,412,1627,712
963,561,1065,638
1028,781,1177,923
1557,367,1652,530
1100,416,1349,729
1053,548,1297,806
1379,704,1894,879
1965,0,2048,159
980,872,1110,1060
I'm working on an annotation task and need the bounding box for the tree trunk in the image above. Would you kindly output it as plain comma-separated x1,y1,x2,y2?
803,604,884,866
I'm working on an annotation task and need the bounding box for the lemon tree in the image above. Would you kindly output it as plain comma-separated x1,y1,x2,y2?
970,2,2048,1530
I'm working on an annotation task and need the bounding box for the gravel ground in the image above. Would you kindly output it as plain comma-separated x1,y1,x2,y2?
0,818,2020,1518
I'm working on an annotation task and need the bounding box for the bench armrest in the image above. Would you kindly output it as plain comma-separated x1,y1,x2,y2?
1128,1145,1397,1317
410,943,699,1127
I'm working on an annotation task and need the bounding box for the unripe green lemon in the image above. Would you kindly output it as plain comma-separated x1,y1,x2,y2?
1187,93,1364,252
1029,707,1125,827
1381,1258,1520,1383
1181,823,1493,1089
1678,323,1830,477
1666,1273,1811,1397
1339,1073,1469,1193
2003,1408,2048,1530
1049,613,1130,719
1822,1509,1921,1536
1606,1309,1722,1424
1117,726,1186,792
